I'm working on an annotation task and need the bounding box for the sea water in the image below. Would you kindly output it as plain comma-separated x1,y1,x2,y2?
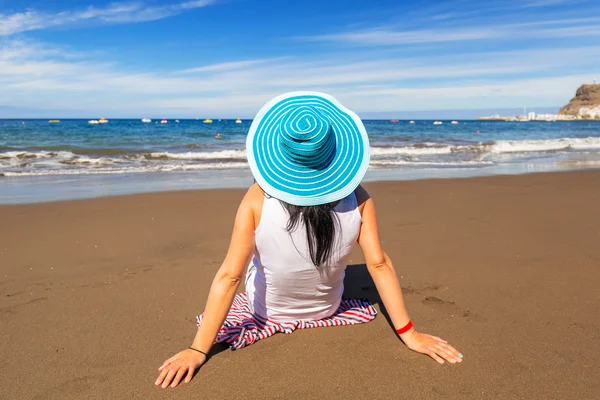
1,119,599,203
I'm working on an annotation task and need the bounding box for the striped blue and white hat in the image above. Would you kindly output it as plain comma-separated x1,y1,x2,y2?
246,92,370,206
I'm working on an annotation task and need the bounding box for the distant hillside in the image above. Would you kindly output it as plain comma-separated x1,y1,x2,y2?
559,84,600,118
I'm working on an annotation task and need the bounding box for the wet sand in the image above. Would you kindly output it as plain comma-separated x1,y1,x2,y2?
1,170,599,399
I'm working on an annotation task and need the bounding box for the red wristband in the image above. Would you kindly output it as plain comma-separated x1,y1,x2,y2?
396,320,413,335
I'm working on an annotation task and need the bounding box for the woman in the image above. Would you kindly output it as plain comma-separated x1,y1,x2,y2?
155,92,462,389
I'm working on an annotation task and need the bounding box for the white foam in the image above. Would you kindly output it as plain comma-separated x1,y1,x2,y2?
491,137,600,153
2,168,154,177
0,150,76,159
0,150,122,169
146,149,247,160
60,156,118,166
3,137,600,177
1,162,249,177
371,145,454,156
370,137,600,158
156,162,248,172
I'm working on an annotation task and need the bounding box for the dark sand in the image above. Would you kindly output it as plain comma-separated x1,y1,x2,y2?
1,171,599,399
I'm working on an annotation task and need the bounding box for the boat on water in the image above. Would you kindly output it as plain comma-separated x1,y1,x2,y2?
204,119,213,123
433,121,443,125
142,118,151,123
451,121,458,124
390,119,399,123
235,118,242,124
48,120,60,123
98,118,109,124
88,120,99,124
160,119,168,124
176,120,180,123
409,120,415,124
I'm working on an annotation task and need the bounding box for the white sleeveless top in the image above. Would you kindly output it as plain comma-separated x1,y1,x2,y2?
245,192,361,323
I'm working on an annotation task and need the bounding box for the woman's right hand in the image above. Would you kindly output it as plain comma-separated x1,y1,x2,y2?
401,330,463,364
155,349,207,388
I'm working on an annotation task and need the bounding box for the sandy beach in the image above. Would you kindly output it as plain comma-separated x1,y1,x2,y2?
1,170,599,400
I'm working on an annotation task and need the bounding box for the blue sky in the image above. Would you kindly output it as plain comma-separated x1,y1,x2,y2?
1,0,600,118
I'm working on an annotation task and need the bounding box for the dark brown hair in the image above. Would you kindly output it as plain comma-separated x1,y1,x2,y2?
281,201,339,268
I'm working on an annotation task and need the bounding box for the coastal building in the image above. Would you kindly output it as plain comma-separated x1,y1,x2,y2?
535,113,577,121
477,112,578,121
478,83,599,121
578,106,600,119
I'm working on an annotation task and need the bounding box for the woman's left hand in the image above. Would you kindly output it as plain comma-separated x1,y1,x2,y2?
155,349,207,388
401,330,463,364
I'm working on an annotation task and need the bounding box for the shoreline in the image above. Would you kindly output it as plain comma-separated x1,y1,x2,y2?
2,163,600,205
1,170,599,399
3,120,600,199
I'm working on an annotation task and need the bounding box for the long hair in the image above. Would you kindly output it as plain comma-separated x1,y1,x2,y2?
281,201,339,268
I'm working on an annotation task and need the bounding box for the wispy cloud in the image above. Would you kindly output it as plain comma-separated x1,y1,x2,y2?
0,0,216,36
178,58,292,74
522,0,585,8
2,40,570,91
299,12,600,46
2,38,599,117
134,73,597,116
0,39,77,61
303,27,497,46
3,0,600,117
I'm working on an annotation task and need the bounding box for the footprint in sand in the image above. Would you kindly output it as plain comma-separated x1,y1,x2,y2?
403,284,441,295
1,297,48,315
422,296,486,322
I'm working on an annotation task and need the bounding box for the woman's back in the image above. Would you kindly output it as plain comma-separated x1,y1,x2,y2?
156,93,462,389
246,192,361,322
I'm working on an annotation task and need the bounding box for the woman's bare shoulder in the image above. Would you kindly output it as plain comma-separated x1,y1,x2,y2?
246,183,264,200
243,183,265,229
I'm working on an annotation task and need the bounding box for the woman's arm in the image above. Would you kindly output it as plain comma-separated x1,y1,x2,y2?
355,185,463,365
155,185,261,388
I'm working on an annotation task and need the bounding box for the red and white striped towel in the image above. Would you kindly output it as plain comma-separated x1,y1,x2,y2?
196,292,377,350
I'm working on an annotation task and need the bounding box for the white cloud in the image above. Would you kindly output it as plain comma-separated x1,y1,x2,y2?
534,25,600,38
178,58,292,74
522,0,585,7
2,39,600,117
1,42,560,92
299,15,600,46
301,27,497,46
3,0,600,118
132,73,598,115
0,0,216,36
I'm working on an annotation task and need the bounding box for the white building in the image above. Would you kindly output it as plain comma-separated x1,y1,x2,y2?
536,113,577,121
578,106,600,118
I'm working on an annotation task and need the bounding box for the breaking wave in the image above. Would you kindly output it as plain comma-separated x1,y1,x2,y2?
2,137,600,177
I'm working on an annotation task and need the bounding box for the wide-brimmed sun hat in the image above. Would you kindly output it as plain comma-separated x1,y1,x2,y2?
246,91,370,206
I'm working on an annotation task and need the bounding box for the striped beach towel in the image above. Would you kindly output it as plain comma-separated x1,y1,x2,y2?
196,292,377,350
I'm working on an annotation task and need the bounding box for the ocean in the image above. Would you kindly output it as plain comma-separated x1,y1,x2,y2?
1,118,600,203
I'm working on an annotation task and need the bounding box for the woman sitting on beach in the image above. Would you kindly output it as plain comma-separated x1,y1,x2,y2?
155,92,463,389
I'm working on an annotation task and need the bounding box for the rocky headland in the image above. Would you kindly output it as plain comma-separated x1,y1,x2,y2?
559,84,600,119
